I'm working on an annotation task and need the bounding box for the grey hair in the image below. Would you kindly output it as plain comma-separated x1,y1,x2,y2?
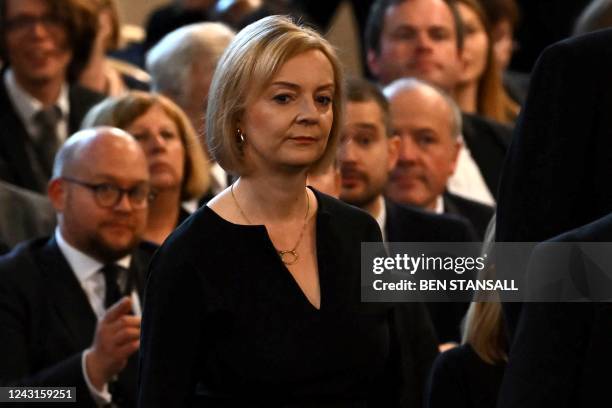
52,127,134,179
383,77,463,139
574,0,612,36
146,22,235,105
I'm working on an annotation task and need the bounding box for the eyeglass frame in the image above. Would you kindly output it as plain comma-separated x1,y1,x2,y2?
4,13,66,35
61,176,155,209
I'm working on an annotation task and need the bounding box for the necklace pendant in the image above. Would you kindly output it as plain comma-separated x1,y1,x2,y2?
279,250,299,265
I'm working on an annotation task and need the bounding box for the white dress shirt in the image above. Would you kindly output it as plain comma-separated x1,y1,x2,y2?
373,196,388,243
4,69,69,142
447,140,495,206
55,229,140,406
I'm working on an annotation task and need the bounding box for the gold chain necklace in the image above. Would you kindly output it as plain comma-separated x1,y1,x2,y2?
231,183,309,265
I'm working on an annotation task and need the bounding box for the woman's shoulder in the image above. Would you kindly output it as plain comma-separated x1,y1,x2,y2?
155,205,236,258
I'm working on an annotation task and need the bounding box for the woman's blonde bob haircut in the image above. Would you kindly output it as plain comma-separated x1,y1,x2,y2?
81,91,210,201
206,15,345,176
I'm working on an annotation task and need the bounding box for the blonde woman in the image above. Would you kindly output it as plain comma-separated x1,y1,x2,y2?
426,219,507,408
82,91,209,244
138,16,410,407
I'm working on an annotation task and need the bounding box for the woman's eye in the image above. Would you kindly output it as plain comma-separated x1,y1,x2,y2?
273,94,292,104
160,130,176,140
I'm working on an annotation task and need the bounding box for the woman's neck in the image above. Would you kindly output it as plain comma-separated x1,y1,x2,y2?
234,171,309,222
455,80,479,115
144,188,182,245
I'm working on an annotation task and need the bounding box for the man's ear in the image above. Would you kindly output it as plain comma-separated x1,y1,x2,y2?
387,135,401,170
47,178,67,212
367,49,382,78
449,137,463,175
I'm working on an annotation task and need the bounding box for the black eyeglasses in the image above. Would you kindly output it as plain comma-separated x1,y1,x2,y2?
62,177,153,209
5,14,65,34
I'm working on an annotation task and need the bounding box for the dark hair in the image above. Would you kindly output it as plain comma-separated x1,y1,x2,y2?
479,0,520,28
365,0,465,55
345,77,392,136
0,0,97,81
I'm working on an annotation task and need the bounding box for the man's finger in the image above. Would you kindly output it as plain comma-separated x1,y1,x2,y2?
102,297,133,322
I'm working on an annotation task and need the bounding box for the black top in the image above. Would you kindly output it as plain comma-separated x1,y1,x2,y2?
426,344,505,408
139,189,408,407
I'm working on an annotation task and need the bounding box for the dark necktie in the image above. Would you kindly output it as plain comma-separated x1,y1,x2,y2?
33,106,62,178
100,264,125,309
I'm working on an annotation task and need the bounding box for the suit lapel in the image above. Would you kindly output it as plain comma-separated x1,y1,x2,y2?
461,114,509,195
36,238,97,350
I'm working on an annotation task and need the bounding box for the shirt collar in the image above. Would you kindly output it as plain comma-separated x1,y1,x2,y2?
434,195,445,214
55,228,131,285
4,68,69,125
374,196,387,242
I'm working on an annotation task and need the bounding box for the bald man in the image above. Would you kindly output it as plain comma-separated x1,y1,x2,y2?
0,127,157,408
384,78,494,239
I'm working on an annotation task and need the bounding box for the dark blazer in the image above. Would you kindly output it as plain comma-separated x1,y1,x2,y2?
0,181,55,250
385,199,477,243
461,113,512,201
497,29,612,244
0,237,156,408
498,212,612,408
444,192,495,241
385,199,477,344
0,80,104,193
496,29,612,334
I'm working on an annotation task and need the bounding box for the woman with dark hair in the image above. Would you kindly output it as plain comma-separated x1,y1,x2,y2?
137,15,425,408
454,0,520,124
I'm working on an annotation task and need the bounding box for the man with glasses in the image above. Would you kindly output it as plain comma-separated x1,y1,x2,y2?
0,0,103,193
0,127,157,408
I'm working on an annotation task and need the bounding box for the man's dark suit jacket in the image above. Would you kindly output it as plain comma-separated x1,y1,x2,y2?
496,29,612,334
0,181,55,252
0,80,104,193
385,199,477,344
0,237,156,407
444,191,494,241
385,199,477,243
461,113,512,200
498,212,612,408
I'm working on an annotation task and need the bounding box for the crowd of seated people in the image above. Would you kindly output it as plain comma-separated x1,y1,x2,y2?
0,0,608,407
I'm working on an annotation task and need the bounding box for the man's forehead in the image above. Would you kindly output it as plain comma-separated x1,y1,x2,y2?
385,0,456,30
346,101,385,126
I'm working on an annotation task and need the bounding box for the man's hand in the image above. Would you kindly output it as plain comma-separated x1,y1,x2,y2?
85,297,140,390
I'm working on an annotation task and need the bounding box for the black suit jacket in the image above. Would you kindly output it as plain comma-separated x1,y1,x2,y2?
385,199,477,344
497,29,612,244
496,29,612,334
461,113,512,200
0,237,156,407
385,199,477,243
0,80,104,193
444,191,494,241
0,181,55,250
498,212,612,408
